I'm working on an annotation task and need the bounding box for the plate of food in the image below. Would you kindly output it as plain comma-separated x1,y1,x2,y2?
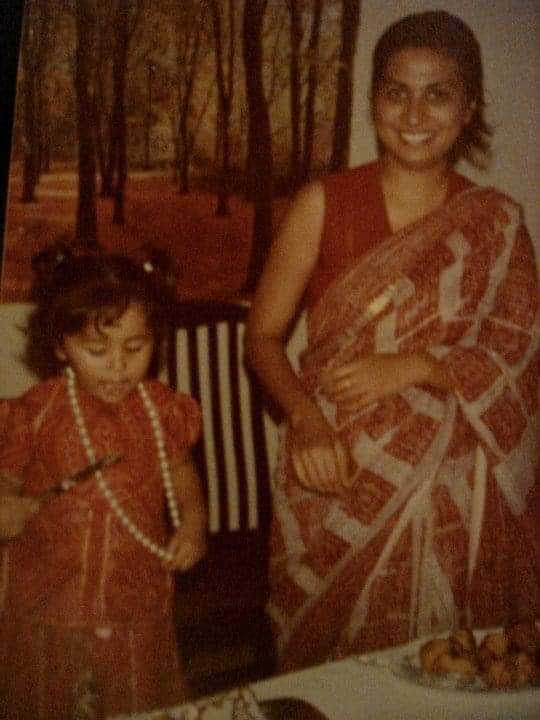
391,622,540,693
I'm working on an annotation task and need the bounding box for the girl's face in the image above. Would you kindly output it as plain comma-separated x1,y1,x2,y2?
56,301,155,404
372,46,475,172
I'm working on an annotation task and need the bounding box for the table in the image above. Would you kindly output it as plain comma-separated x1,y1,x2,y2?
112,634,540,720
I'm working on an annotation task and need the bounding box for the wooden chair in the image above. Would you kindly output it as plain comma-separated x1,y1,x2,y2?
166,300,276,696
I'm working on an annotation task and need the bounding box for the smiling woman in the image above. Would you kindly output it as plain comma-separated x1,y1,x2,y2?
245,10,540,673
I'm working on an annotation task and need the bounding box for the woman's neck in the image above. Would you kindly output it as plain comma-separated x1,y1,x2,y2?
379,157,452,232
379,156,451,201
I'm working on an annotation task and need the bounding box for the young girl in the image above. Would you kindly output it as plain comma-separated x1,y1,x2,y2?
0,245,207,719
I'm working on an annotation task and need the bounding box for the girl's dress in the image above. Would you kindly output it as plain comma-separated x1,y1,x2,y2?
0,377,200,719
268,162,540,671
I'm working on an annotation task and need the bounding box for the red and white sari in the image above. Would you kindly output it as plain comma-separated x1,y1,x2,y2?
268,186,540,672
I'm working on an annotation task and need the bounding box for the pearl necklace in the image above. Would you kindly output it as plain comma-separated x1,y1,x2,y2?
65,366,180,562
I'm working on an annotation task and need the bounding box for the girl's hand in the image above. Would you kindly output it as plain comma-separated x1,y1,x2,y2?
0,495,40,539
164,524,207,572
320,353,449,413
287,405,352,495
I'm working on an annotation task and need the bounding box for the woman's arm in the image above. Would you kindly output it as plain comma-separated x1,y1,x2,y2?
165,453,207,571
245,182,349,493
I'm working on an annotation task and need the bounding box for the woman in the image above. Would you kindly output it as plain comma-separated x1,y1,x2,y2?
245,11,540,672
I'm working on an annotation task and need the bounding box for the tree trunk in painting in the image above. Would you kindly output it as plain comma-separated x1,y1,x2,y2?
21,0,52,203
330,0,361,172
176,4,206,195
243,0,273,292
143,60,154,171
210,0,234,217
74,0,98,247
111,1,129,226
301,0,323,184
288,0,302,192
21,52,39,203
94,83,113,198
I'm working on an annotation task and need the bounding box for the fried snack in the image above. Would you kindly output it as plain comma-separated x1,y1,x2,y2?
419,638,452,674
451,628,476,654
506,622,540,655
480,632,509,658
510,651,539,688
418,623,540,690
435,652,478,678
482,658,514,689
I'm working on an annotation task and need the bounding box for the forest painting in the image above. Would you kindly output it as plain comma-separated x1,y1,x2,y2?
0,0,362,301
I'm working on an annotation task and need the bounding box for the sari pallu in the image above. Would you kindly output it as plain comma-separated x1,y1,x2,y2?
268,186,540,672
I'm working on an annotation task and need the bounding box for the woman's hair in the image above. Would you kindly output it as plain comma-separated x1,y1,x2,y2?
26,244,177,378
370,10,492,168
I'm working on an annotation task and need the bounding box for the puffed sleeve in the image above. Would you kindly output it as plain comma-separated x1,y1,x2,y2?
145,381,202,461
0,395,34,481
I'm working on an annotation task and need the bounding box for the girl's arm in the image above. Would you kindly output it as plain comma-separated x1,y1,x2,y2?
165,452,207,571
245,182,350,494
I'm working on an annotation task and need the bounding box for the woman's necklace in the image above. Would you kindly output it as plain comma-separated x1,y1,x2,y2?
65,366,180,562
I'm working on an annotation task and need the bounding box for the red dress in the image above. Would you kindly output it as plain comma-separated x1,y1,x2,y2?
0,377,200,719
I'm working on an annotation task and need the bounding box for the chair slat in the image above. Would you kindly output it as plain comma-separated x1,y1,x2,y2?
168,301,271,535
216,321,240,531
237,323,260,531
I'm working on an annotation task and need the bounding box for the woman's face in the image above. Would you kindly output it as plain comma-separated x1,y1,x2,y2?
372,46,475,172
56,301,155,404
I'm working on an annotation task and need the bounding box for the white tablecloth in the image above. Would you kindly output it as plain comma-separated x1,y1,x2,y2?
112,634,540,720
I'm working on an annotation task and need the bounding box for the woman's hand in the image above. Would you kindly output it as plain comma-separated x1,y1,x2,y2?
0,495,40,539
287,405,352,495
164,523,207,572
320,352,451,413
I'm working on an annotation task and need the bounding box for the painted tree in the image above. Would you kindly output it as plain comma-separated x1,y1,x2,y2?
93,0,115,197
209,0,236,216
243,0,273,291
330,0,361,171
287,0,302,191
74,0,98,246
301,0,323,183
20,0,54,203
111,0,144,225
173,0,212,194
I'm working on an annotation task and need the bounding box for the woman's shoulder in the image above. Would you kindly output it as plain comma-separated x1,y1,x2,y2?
463,182,524,222
320,160,379,193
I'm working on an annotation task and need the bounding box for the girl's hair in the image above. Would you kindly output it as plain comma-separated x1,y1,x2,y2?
26,244,176,378
370,10,492,168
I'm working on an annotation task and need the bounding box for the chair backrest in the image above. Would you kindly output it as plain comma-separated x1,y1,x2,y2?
167,300,272,537
0,302,40,398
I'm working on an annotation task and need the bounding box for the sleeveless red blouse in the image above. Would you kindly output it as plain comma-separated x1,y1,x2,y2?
305,160,474,307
